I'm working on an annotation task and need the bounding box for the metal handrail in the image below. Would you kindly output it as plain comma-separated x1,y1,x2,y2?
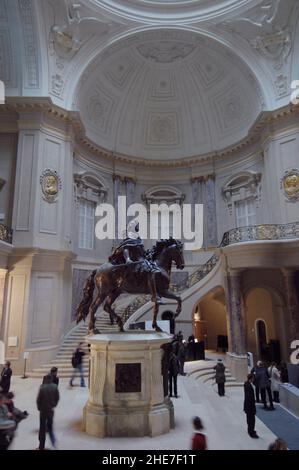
220,222,299,247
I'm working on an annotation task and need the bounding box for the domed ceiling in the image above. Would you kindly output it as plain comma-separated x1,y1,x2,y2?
86,0,254,23
75,29,264,161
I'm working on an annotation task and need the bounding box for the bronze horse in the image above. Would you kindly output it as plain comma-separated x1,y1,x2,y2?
76,239,185,333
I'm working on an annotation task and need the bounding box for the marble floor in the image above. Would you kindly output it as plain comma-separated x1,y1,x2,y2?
8,356,279,451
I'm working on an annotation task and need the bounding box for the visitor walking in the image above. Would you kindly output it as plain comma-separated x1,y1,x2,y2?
0,361,12,394
214,359,226,396
191,416,207,450
168,349,180,398
36,375,59,450
268,362,281,403
70,343,86,387
243,374,259,438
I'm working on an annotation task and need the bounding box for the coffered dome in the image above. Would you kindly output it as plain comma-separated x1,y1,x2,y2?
75,29,264,161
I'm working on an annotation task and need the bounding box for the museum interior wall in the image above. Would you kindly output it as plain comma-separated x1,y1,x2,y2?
0,0,299,374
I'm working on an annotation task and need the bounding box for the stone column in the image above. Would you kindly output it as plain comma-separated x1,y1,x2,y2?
226,269,247,354
5,106,75,372
282,268,299,341
125,177,136,212
191,177,203,237
224,272,236,354
0,268,8,342
224,269,248,381
203,175,217,247
113,175,121,242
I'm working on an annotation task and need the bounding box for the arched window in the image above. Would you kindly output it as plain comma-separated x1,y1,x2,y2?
222,171,261,227
74,172,108,250
142,186,185,240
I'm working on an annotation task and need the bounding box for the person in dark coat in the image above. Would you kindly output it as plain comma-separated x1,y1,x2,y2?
255,361,275,410
250,361,260,402
243,374,259,438
36,375,59,450
279,362,289,383
43,367,59,387
191,416,207,450
188,335,196,361
214,359,226,396
177,340,186,375
168,349,180,398
0,362,12,394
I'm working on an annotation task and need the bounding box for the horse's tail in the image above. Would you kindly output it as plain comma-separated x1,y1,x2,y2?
76,269,97,324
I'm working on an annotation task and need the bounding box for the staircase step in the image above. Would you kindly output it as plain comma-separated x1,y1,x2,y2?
30,294,142,377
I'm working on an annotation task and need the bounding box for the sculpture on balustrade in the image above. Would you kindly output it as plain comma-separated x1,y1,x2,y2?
76,221,185,334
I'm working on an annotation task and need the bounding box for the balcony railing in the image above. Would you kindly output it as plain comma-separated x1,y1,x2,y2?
123,222,299,324
188,253,220,288
122,294,150,324
220,222,299,247
0,224,13,244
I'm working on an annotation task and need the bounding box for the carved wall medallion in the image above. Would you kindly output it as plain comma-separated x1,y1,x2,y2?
282,169,299,202
40,169,62,203
137,41,196,63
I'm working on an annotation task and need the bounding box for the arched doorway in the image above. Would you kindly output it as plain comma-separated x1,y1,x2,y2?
245,287,285,362
192,287,228,351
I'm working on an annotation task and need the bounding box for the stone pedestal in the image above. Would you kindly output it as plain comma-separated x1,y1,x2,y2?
226,352,248,382
83,331,172,438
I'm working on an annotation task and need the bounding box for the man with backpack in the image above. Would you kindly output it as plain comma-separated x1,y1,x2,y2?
70,343,86,387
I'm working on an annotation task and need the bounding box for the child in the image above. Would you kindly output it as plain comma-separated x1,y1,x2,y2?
191,416,207,450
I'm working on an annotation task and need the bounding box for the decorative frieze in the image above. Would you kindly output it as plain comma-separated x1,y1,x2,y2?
18,0,39,89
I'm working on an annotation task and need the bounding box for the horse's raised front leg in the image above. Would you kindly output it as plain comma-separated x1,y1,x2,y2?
103,290,124,332
152,302,162,332
161,290,182,317
88,293,105,334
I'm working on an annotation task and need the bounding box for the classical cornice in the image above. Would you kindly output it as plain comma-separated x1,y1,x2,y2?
1,97,299,169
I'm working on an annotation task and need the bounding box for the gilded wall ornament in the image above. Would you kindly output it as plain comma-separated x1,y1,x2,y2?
40,169,62,203
282,169,299,202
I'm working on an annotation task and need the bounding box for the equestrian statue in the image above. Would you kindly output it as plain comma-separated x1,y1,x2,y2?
76,221,185,333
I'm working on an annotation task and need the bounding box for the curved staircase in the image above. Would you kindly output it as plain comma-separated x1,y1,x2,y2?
188,363,243,389
30,309,128,379
30,255,222,378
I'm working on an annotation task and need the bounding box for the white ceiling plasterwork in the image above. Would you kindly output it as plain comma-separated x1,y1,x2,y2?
0,0,299,163
74,28,264,160
85,0,261,24
217,0,298,102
